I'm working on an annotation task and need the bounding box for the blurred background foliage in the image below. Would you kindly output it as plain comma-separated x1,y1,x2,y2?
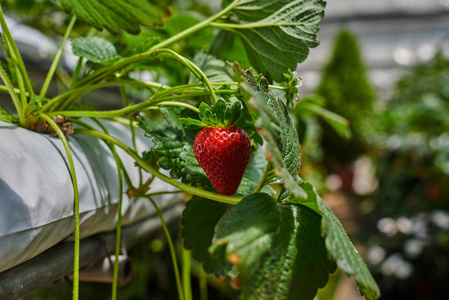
363,52,449,300
371,53,449,215
295,28,449,300
316,29,376,169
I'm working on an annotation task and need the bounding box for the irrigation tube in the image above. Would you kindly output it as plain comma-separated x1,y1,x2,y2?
0,202,184,300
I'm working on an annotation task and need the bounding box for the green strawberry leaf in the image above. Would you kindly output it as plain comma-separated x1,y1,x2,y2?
57,0,173,34
71,37,118,63
278,178,322,216
243,70,305,197
0,107,18,125
210,193,335,300
216,0,326,82
279,180,381,299
160,106,185,136
179,196,234,275
203,243,236,277
236,147,274,196
209,29,250,69
317,195,381,300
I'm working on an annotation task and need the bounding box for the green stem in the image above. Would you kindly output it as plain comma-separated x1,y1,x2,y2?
155,101,199,113
0,83,29,95
251,162,272,194
155,49,217,104
155,50,202,80
119,159,134,191
153,83,202,98
110,138,124,300
72,117,136,191
199,266,208,300
56,67,72,89
147,196,184,300
72,53,147,88
0,64,25,126
210,82,238,86
0,82,235,98
14,64,27,124
149,0,239,52
55,93,79,112
69,117,95,130
210,81,289,91
89,118,139,299
44,80,168,113
75,128,242,205
62,81,212,113
110,117,138,128
49,83,233,117
70,57,84,88
211,21,280,30
145,190,182,197
155,92,215,102
73,0,239,88
48,98,161,118
144,83,232,99
39,15,77,100
0,7,34,97
40,113,80,300
120,86,143,186
49,92,206,118
89,118,124,299
267,85,289,91
182,249,193,300
56,56,212,113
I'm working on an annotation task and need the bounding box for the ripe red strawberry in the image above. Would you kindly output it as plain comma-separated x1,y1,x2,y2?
193,126,251,195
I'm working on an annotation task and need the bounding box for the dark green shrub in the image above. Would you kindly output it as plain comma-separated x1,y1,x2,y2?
316,28,375,168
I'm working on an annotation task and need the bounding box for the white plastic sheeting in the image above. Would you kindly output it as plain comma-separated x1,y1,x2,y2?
0,119,182,273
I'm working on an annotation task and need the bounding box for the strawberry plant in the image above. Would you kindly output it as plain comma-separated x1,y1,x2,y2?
0,0,380,299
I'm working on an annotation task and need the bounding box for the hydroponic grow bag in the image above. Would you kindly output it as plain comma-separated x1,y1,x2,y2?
0,119,183,273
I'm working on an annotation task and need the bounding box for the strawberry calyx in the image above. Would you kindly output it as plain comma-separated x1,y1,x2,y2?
180,99,244,129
